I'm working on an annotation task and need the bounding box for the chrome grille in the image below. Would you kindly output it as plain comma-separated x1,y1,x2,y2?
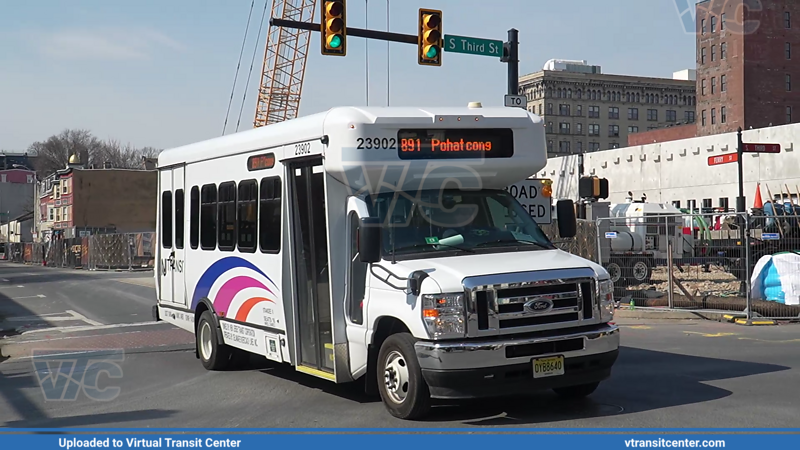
464,268,599,337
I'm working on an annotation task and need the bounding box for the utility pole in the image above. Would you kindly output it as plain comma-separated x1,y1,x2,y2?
736,127,745,213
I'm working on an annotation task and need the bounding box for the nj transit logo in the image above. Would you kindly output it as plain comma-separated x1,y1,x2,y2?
673,0,762,35
32,349,125,401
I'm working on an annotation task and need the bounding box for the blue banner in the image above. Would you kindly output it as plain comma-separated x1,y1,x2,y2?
0,431,799,450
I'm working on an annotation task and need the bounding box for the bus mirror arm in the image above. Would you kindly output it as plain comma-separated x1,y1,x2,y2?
369,265,427,296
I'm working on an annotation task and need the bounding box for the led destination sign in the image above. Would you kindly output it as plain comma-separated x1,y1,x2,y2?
397,128,514,160
247,153,276,171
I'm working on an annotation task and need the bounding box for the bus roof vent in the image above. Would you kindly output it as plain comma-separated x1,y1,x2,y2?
468,102,482,108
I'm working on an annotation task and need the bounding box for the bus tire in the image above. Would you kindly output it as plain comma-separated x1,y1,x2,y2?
197,310,231,371
377,333,431,420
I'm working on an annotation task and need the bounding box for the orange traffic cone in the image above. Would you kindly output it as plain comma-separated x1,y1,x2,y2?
754,183,764,209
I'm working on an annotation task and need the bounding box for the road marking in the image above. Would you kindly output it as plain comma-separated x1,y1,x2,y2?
4,315,82,322
737,337,800,344
66,310,104,327
627,325,651,329
1,278,9,282
10,329,149,345
684,331,739,338
9,294,46,300
18,321,163,335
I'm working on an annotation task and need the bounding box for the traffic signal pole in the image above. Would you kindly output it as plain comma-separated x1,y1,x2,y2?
506,29,519,96
271,18,417,44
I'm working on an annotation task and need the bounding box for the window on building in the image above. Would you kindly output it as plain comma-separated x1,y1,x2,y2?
609,143,620,149
719,197,729,210
576,123,583,134
547,121,553,132
721,42,727,59
48,207,53,221
547,140,553,152
711,108,716,125
628,107,639,120
559,122,571,134
711,16,717,32
667,110,677,122
702,198,713,211
608,125,620,137
259,177,282,253
589,124,600,136
217,181,236,251
701,47,707,64
576,105,583,116
589,106,600,118
786,11,791,29
787,106,793,123
576,141,583,152
721,13,726,30
559,141,571,153
589,142,601,152
787,74,792,91
237,179,258,252
161,191,173,249
200,184,217,250
175,189,184,249
547,103,553,114
721,106,727,123
628,126,639,133
190,186,199,249
0,174,5,183
787,42,792,60
647,109,658,121
721,74,727,92
711,45,716,61
559,104,571,116
63,206,69,222
711,77,716,94
672,200,681,209
702,79,707,95
702,110,707,126
702,18,706,35
608,107,620,119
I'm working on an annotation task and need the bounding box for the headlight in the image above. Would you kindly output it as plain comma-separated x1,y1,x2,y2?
422,293,466,339
598,279,614,322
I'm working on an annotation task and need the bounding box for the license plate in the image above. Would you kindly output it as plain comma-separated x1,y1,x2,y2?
532,355,565,379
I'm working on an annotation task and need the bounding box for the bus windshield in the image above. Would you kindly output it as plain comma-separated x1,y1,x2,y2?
365,189,555,258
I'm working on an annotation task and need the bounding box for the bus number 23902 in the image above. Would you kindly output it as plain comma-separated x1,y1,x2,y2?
357,137,396,150
294,142,312,156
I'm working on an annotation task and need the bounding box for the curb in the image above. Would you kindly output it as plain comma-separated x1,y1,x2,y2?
614,308,730,321
734,318,778,326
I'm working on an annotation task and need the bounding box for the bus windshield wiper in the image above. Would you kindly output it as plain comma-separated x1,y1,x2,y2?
474,239,553,250
391,243,475,254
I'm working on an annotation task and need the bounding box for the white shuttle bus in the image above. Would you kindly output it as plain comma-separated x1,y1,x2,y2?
154,104,619,420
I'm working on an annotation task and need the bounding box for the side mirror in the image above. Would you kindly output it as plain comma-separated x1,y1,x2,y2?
556,199,577,238
358,217,382,263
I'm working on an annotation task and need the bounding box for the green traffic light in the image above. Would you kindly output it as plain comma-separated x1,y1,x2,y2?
425,46,438,58
330,35,342,48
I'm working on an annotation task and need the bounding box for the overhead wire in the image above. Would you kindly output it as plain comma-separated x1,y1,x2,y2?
236,0,270,132
222,0,257,136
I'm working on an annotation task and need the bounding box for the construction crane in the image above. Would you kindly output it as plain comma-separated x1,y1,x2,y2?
253,0,318,128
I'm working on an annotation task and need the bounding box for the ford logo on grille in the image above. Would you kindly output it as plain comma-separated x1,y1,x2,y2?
524,299,554,314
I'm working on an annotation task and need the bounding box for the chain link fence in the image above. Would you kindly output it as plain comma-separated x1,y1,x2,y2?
3,232,155,272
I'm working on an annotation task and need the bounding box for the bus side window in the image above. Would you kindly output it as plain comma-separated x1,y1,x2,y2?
218,181,237,252
161,191,173,249
237,179,258,253
190,186,199,249
200,184,217,250
259,177,282,253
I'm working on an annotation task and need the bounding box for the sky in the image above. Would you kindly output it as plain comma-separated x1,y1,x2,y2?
0,0,697,152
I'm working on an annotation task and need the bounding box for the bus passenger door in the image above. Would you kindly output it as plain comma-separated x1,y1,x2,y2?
288,157,335,379
172,166,187,306
158,169,174,304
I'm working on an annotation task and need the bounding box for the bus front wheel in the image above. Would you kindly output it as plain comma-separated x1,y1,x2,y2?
377,333,431,420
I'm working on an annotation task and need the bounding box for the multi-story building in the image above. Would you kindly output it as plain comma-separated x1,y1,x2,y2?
0,152,36,244
696,0,800,136
37,155,157,241
519,60,697,157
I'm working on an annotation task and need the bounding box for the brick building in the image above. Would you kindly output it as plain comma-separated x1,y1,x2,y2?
37,156,157,241
696,0,800,136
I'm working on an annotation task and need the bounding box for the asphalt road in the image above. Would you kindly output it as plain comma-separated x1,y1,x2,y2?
1,262,800,428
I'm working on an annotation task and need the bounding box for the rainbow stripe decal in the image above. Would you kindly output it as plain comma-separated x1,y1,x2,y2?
191,256,280,321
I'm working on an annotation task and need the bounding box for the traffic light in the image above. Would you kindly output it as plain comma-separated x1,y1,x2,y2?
418,8,442,66
321,0,346,56
579,176,609,199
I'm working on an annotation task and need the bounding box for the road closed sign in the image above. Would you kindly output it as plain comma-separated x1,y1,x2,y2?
505,179,553,224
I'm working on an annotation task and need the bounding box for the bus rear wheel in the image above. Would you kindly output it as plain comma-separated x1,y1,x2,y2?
197,310,231,371
377,333,431,420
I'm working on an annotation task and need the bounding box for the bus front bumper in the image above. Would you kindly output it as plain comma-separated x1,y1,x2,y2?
414,323,620,400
